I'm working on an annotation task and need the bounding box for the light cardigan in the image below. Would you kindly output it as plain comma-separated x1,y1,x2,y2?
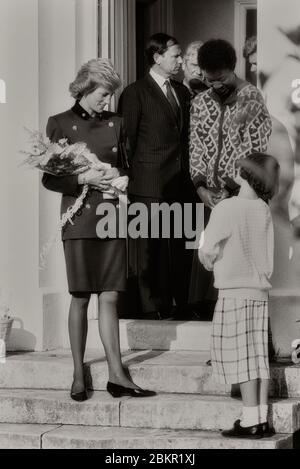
189,82,272,191
199,197,274,299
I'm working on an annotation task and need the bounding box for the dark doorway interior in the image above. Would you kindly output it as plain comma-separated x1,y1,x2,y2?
246,8,257,85
136,0,158,79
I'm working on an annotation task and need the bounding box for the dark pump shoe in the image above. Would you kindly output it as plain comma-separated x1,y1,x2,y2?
107,381,156,398
221,419,264,439
70,382,88,402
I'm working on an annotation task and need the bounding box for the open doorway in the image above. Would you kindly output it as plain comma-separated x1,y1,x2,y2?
234,0,257,85
135,0,174,79
245,8,257,84
134,0,257,83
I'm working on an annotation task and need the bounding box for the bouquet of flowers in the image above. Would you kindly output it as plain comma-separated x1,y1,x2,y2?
21,129,128,267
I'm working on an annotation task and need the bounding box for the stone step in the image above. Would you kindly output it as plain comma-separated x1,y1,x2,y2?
0,423,293,449
0,424,60,449
41,425,294,450
0,389,299,434
2,350,300,398
86,319,212,351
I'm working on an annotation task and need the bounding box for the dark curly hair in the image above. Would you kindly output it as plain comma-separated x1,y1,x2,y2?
238,153,280,202
198,39,237,72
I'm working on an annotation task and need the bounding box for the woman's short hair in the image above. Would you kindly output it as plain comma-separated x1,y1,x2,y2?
69,59,121,100
238,153,280,202
145,33,178,67
198,39,237,72
243,36,257,59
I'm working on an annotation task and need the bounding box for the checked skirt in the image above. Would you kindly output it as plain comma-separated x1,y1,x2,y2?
211,297,270,385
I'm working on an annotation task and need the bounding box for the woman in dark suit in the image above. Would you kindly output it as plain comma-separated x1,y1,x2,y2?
43,59,155,401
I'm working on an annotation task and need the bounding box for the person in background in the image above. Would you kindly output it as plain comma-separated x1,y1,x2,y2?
43,59,155,400
243,36,294,220
182,41,208,97
119,33,193,320
189,39,272,319
199,152,280,438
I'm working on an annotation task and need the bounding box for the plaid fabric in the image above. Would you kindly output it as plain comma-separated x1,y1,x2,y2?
211,298,270,385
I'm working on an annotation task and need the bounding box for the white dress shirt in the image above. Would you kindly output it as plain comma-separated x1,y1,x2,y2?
150,68,180,106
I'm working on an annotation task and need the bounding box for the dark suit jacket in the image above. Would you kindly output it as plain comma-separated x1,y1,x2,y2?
119,74,191,200
42,102,128,240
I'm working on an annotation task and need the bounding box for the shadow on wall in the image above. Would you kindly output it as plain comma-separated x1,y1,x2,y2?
7,317,36,352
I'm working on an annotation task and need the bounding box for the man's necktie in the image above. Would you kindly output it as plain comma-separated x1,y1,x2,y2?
165,80,181,124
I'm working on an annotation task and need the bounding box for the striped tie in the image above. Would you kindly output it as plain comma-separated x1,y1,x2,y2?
165,80,181,124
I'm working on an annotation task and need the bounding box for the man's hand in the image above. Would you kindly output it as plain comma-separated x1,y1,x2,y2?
197,187,219,209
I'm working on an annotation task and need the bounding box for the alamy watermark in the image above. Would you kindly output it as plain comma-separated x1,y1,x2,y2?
96,199,205,250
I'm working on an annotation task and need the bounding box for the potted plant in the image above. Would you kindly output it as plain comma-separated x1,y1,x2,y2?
0,305,13,360
291,320,300,364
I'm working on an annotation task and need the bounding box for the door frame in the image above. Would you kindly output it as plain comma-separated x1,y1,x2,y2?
234,0,257,78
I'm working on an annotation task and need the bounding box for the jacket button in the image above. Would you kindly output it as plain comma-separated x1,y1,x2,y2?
85,204,91,209
112,147,118,153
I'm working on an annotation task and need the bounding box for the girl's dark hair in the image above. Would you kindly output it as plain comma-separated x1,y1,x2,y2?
145,33,178,66
198,39,237,72
238,153,280,202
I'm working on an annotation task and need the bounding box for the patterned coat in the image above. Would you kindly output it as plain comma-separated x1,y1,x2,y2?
189,82,272,191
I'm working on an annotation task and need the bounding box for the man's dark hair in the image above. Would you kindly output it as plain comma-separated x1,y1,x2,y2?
238,153,280,202
198,39,237,72
145,33,178,67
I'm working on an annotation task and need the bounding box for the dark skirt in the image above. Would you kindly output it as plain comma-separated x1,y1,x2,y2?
63,239,126,294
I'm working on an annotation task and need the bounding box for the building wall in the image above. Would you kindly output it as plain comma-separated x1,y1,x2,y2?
173,0,235,50
38,0,76,292
0,0,41,350
0,0,101,351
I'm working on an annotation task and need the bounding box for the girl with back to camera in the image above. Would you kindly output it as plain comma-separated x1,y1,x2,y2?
199,152,280,438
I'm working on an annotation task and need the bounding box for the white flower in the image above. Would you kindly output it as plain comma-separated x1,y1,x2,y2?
291,339,300,349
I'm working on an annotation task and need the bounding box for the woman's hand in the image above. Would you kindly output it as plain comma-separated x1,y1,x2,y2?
78,169,111,190
214,188,229,204
197,187,219,209
111,175,129,193
100,167,120,185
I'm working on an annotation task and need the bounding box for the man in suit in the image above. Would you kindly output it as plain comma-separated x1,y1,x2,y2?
119,33,193,319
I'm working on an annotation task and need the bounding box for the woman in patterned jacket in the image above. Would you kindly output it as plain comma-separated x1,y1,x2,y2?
189,39,272,314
